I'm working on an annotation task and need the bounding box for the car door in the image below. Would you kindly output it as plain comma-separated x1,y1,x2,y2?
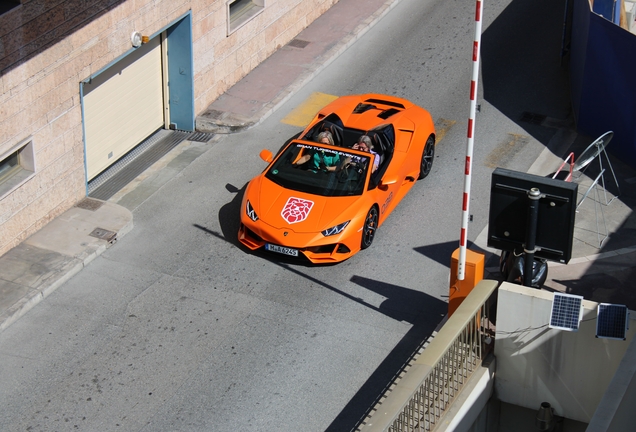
365,128,402,225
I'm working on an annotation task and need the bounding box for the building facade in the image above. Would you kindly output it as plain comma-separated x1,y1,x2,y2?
0,0,336,257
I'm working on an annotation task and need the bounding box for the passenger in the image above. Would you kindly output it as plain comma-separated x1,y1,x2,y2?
351,135,379,173
293,130,340,172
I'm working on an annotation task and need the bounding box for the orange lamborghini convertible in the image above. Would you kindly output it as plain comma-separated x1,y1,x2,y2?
238,94,436,263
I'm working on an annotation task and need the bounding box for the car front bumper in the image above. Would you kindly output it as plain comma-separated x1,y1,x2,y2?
238,221,356,264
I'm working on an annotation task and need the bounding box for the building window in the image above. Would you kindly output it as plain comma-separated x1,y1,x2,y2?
0,138,36,200
0,1,21,15
227,0,264,35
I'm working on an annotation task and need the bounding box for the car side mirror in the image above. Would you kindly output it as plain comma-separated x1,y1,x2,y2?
259,149,273,163
378,178,397,191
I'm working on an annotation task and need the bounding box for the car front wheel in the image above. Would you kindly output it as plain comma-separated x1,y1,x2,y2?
361,206,379,249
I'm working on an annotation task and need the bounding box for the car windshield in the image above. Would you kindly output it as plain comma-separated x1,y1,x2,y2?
265,141,371,196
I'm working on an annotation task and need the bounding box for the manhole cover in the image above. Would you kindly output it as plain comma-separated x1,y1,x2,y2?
76,198,104,211
89,227,117,242
288,39,310,49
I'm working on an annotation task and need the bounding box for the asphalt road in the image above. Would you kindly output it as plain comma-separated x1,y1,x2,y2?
0,0,572,430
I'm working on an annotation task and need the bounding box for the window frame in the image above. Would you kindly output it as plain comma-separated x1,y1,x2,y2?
0,137,36,200
227,0,265,35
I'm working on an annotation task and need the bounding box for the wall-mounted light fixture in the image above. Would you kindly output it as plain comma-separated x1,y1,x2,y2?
131,31,149,48
131,31,142,48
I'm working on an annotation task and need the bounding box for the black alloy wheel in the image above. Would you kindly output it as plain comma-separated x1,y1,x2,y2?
418,135,435,179
361,206,379,249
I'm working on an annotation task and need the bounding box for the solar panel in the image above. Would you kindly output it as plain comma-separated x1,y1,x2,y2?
596,304,629,340
549,293,583,331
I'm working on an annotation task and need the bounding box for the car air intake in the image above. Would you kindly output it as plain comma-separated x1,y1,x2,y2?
364,98,405,109
353,103,377,114
378,108,400,119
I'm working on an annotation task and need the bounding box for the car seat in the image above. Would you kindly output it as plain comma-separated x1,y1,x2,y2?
369,133,385,167
323,124,343,147
319,114,344,147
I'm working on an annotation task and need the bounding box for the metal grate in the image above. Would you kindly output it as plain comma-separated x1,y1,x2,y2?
88,130,190,200
187,132,215,143
75,197,104,211
288,39,310,48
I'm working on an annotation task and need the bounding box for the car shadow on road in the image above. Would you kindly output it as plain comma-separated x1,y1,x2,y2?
193,182,247,247
208,182,338,266
199,194,454,428
324,275,447,432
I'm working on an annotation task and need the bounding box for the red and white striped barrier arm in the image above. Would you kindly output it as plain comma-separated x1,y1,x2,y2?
458,0,483,280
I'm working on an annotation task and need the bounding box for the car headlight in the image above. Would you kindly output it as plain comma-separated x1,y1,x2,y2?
246,200,259,222
322,221,350,237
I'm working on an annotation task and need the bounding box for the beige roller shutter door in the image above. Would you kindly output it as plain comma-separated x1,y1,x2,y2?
84,36,164,180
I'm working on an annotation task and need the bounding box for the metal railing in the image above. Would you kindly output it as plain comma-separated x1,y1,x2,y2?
361,279,498,432
552,151,575,182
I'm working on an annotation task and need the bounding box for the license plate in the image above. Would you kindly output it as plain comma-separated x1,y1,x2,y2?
265,243,299,256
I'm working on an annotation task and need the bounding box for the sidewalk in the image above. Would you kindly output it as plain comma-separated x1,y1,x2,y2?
1,0,636,335
0,199,133,332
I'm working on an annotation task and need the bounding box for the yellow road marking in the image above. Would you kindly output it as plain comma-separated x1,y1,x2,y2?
281,92,339,127
484,133,530,168
434,118,456,144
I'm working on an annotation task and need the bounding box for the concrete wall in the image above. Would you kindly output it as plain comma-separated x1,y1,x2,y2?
494,282,635,424
587,334,636,431
0,0,337,257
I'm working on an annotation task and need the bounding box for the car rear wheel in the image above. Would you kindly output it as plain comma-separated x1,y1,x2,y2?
418,135,435,179
361,206,379,249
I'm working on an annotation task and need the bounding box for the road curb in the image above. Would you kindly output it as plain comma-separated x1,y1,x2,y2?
0,204,133,334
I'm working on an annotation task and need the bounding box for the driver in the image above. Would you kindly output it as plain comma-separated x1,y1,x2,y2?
293,131,341,172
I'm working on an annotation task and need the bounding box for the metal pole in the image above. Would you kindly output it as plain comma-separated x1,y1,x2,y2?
523,188,541,287
458,0,484,280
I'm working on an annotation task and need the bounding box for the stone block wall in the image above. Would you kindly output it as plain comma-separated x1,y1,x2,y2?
0,0,337,256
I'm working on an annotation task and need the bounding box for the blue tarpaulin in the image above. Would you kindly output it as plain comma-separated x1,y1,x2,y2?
591,0,621,23
570,0,636,169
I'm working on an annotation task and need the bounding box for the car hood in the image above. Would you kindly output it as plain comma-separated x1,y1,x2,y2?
249,176,363,233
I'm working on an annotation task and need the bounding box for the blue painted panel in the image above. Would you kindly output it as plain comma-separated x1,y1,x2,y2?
572,7,636,169
167,13,195,131
592,0,615,22
569,0,591,121
613,0,622,23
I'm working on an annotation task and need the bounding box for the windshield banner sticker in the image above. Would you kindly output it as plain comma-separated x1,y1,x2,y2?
294,143,367,163
282,197,314,224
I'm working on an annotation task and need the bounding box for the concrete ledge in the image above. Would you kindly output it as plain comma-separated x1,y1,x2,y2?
436,355,496,431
